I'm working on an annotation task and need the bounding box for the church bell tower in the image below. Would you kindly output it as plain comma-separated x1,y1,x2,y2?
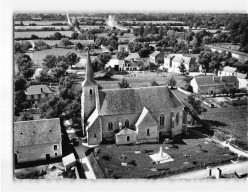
81,48,98,137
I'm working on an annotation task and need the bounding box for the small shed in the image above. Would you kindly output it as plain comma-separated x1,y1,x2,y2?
62,153,76,171
115,127,137,145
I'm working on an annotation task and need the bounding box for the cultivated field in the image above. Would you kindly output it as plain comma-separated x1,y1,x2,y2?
124,20,184,24
96,32,135,42
14,31,73,38
96,132,237,179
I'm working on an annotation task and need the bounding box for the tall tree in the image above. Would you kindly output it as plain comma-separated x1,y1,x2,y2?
65,52,80,68
118,78,131,88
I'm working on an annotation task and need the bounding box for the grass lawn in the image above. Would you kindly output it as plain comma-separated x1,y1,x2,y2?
96,132,238,179
200,105,248,143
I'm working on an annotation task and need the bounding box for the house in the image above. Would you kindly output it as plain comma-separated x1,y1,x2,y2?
62,153,76,171
25,85,53,104
191,76,239,95
81,50,187,146
218,66,239,76
118,44,128,52
124,53,140,61
14,118,62,164
236,73,248,89
105,59,125,71
74,40,95,49
162,54,198,73
149,51,164,64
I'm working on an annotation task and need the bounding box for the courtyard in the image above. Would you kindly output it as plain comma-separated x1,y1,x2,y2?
95,131,238,179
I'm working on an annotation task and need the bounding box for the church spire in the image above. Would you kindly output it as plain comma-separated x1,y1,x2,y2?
82,48,97,87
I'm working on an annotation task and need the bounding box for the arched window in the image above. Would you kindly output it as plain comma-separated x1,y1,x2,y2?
125,119,129,128
108,122,113,131
127,136,130,142
160,114,164,126
147,128,150,136
176,112,180,124
90,89,93,95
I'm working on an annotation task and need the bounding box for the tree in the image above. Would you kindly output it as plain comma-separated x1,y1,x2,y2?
15,54,35,79
59,76,75,101
14,90,30,116
34,40,47,49
71,32,79,39
19,112,34,121
185,95,203,124
42,55,58,69
151,81,159,86
50,60,68,82
139,25,144,36
118,78,131,88
65,52,80,68
38,95,67,119
168,77,177,89
138,47,150,58
75,42,83,50
14,76,27,92
229,88,237,97
59,38,73,48
222,88,229,96
31,34,39,39
116,51,129,60
198,50,213,75
98,53,112,67
54,32,62,40
178,63,186,74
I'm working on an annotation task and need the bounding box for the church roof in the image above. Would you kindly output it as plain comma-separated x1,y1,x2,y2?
98,86,183,116
14,118,61,147
135,107,158,127
116,127,137,136
81,49,98,87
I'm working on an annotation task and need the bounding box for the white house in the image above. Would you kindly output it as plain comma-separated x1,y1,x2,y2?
236,73,248,90
191,76,239,95
218,66,239,76
105,59,126,71
149,51,164,64
25,85,53,104
161,54,198,73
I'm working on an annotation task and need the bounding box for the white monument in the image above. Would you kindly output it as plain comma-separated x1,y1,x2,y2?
149,146,174,164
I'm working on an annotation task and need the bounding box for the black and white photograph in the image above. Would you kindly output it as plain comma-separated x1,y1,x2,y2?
1,0,248,192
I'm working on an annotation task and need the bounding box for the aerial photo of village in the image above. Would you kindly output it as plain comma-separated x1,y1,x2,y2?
13,1,248,180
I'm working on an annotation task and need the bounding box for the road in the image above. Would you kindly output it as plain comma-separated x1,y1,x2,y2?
169,160,248,179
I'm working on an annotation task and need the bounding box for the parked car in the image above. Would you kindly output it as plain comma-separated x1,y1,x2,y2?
70,137,79,146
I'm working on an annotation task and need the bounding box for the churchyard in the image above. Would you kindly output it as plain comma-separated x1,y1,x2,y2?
95,131,238,179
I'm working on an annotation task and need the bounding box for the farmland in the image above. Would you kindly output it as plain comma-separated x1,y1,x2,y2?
96,132,238,179
14,31,73,38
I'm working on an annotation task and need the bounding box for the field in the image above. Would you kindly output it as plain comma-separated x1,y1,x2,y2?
96,132,237,179
14,20,68,25
200,105,248,143
14,31,73,38
97,32,135,42
124,20,184,24
74,73,187,90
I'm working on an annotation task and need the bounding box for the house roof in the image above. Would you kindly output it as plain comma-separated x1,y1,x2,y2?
194,76,239,86
125,53,140,61
14,118,61,147
236,73,248,79
25,84,53,96
98,86,183,116
222,66,238,73
62,153,76,166
106,59,125,67
166,54,194,64
116,127,137,136
150,51,161,57
135,107,158,127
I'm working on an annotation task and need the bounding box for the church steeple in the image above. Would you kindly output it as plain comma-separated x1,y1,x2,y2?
82,48,97,87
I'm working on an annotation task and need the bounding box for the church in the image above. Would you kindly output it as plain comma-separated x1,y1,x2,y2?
81,50,187,145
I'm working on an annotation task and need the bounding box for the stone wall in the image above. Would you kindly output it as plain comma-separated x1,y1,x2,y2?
14,141,62,163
